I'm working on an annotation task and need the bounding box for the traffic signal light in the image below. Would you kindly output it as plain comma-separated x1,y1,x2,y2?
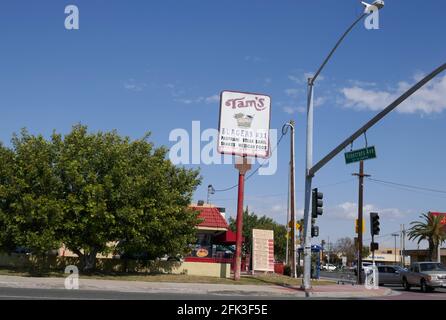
370,242,379,251
311,218,319,238
311,226,319,238
312,188,323,219
370,212,380,236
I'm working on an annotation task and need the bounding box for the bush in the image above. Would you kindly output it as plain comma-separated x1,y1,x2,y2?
284,264,291,276
284,264,303,278
296,266,303,278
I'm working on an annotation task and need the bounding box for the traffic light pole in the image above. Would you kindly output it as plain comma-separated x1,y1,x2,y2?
303,62,446,288
302,80,314,290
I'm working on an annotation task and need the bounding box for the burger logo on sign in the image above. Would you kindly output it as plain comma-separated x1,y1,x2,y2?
234,113,254,128
196,248,209,258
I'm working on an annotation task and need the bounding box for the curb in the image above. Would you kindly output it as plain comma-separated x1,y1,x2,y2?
0,275,393,299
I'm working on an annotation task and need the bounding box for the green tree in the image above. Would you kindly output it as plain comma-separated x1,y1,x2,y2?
229,207,287,261
0,125,202,271
334,237,369,265
0,130,63,254
408,213,446,261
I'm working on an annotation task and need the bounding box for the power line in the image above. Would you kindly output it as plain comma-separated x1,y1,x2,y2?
211,178,356,202
367,178,446,200
367,178,446,194
363,230,401,243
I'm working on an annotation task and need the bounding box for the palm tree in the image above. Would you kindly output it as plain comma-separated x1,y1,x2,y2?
408,213,446,261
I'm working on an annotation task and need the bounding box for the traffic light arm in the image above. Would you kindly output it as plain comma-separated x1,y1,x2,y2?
309,62,446,177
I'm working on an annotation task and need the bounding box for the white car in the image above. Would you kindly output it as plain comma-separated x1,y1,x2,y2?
322,264,337,271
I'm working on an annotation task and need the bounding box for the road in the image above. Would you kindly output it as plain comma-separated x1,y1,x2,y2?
1,285,444,300
374,285,446,300
0,287,307,300
320,271,446,300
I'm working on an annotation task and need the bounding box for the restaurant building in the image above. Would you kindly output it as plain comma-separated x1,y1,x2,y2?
185,203,248,272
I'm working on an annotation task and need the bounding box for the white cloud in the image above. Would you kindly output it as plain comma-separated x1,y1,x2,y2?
289,73,324,84
281,95,324,113
288,75,303,84
347,80,377,87
175,94,219,105
331,202,405,221
284,88,300,97
124,79,147,92
204,95,220,104
271,204,284,213
341,74,446,114
283,106,306,115
314,96,326,107
244,55,264,63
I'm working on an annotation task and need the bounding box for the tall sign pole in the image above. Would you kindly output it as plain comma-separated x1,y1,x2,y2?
234,157,251,281
217,91,271,281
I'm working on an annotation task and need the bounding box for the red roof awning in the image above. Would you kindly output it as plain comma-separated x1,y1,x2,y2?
191,206,229,229
214,230,244,245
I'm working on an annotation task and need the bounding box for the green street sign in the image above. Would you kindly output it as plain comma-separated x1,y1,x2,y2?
344,146,377,164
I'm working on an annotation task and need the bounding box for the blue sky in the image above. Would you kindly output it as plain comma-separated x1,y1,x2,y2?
0,1,445,249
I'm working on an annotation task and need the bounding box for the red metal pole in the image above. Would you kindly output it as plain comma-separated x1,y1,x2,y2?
234,157,251,281
234,171,245,281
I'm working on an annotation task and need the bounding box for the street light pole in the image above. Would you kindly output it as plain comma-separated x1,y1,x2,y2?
301,6,377,291
286,161,290,266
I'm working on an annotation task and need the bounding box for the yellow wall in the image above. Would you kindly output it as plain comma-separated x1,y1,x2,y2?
0,253,230,278
177,262,230,278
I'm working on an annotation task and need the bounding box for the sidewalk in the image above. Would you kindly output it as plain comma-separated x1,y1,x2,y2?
0,275,392,298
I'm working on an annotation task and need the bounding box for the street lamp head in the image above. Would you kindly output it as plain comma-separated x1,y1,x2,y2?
361,1,384,13
372,0,385,9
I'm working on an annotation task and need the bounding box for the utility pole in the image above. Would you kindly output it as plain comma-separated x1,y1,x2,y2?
400,225,404,266
353,160,370,285
392,233,399,265
402,224,406,266
327,237,330,266
289,121,297,278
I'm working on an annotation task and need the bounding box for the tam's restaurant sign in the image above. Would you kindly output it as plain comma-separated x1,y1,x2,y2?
218,91,271,159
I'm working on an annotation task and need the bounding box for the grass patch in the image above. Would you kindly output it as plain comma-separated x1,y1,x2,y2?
0,267,335,286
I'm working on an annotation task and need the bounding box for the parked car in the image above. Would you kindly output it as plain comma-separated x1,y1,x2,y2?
377,265,405,286
321,264,337,271
400,262,446,292
353,262,373,276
